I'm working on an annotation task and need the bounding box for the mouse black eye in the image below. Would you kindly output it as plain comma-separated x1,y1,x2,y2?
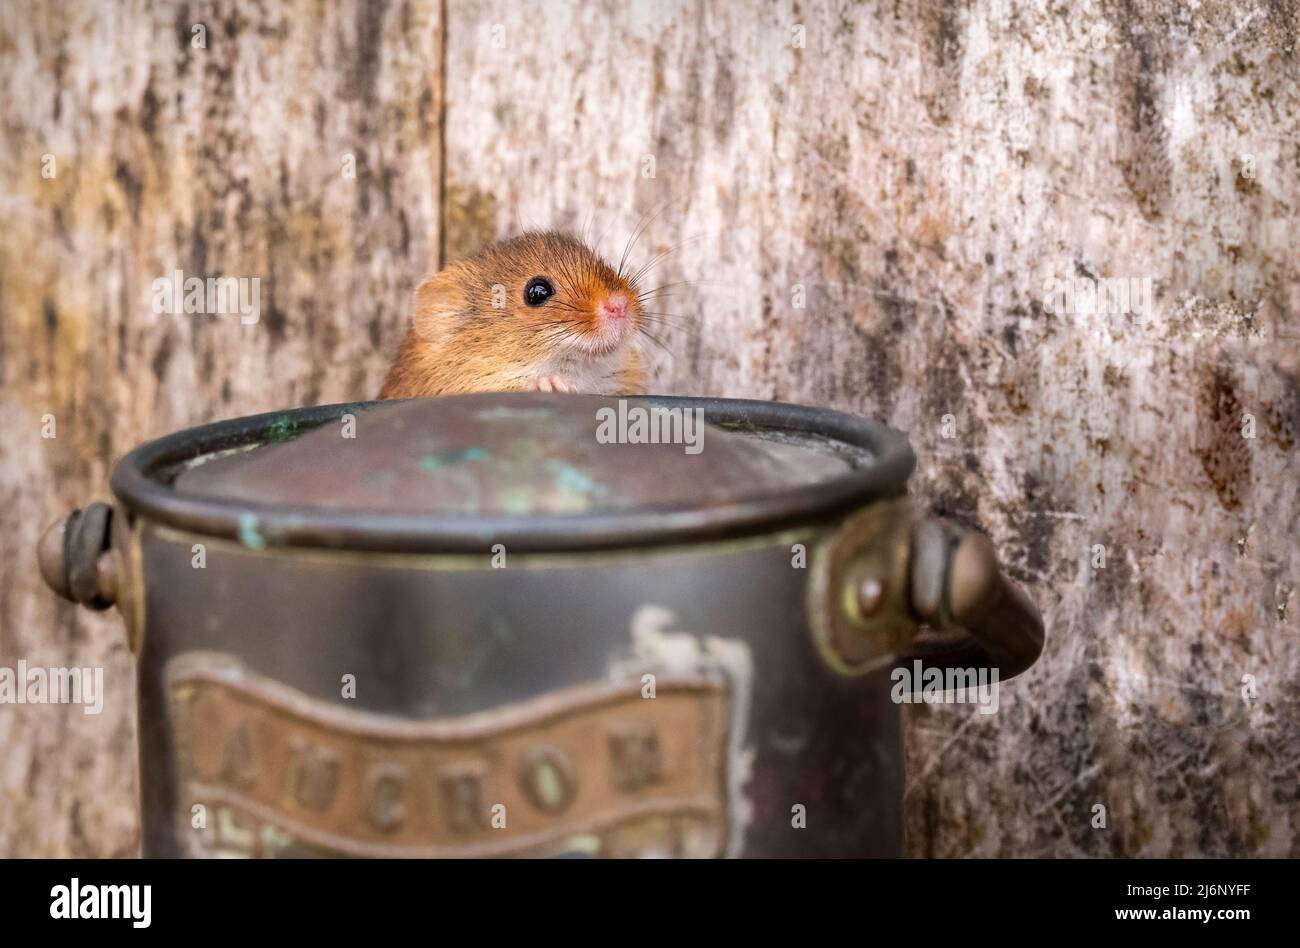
524,276,554,307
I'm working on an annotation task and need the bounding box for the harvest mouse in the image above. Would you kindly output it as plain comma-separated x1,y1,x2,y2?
379,232,651,398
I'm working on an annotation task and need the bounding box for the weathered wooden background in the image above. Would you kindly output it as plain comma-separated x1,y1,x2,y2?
1,0,1296,857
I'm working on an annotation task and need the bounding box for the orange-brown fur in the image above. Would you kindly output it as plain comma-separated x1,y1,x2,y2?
379,232,648,399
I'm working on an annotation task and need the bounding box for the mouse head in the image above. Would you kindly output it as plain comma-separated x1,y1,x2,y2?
411,231,643,362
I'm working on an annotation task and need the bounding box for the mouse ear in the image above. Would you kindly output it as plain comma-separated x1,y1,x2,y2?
410,267,470,343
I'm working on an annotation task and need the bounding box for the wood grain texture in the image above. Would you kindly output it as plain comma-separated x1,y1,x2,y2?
441,0,1298,856
0,0,442,855
1,0,1296,858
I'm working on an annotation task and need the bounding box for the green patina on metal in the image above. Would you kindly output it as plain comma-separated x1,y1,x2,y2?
546,460,608,502
265,416,302,444
498,489,534,516
237,513,266,550
418,447,490,471
157,394,916,541
475,406,553,421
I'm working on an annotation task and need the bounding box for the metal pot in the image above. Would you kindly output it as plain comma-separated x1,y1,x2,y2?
39,394,1043,858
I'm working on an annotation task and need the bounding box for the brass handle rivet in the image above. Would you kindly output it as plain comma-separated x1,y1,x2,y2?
855,575,887,616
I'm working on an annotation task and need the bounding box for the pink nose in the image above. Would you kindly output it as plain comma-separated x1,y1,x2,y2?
598,293,629,322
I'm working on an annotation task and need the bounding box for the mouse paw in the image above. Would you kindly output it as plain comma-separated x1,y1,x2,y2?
531,375,580,394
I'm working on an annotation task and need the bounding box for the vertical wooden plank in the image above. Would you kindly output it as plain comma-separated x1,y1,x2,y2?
442,0,1299,856
0,0,442,855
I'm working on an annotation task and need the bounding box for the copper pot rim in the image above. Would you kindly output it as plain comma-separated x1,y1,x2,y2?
109,395,916,553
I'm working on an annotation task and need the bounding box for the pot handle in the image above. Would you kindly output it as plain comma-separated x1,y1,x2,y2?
38,501,119,610
901,518,1045,680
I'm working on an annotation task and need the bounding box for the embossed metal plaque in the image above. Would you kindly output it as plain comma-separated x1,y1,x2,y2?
167,654,732,858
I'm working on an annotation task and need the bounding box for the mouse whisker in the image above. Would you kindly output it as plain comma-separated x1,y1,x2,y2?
639,314,701,340
636,326,674,357
638,309,695,326
541,295,592,319
640,318,696,336
617,202,672,280
635,279,708,301
539,318,588,332
562,249,592,297
592,212,621,258
547,258,581,302
626,235,705,288
635,280,725,303
635,291,698,308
